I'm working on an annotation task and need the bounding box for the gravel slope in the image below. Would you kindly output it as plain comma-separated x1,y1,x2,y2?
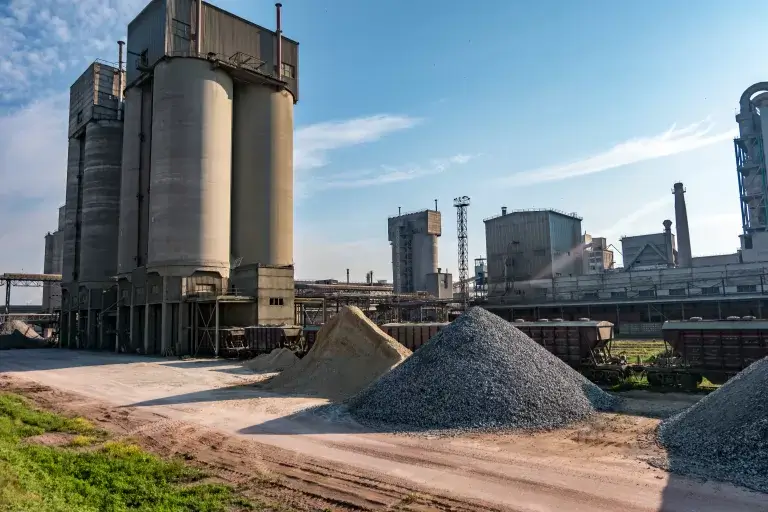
657,357,768,493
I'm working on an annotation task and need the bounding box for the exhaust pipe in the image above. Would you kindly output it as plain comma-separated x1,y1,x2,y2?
117,40,125,120
195,0,203,55
275,3,282,77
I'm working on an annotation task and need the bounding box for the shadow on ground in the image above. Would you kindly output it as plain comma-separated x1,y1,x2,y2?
0,348,164,372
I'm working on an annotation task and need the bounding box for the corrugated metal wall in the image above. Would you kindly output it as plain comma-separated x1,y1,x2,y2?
126,0,167,84
485,211,552,284
548,212,582,278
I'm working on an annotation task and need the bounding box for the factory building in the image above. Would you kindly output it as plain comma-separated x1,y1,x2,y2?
581,234,613,274
59,60,124,348
388,209,442,293
484,208,583,296
620,220,677,270
52,0,300,355
42,206,66,312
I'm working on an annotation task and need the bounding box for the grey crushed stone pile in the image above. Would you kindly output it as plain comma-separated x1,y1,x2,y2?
657,357,768,493
344,306,617,433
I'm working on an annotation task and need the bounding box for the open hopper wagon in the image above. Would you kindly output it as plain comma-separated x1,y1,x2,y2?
659,318,768,388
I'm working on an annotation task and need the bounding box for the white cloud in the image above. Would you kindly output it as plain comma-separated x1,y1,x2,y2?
0,0,144,104
500,119,736,186
294,114,420,171
597,196,674,240
313,153,474,190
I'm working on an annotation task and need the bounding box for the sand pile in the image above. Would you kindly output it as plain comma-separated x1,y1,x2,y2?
657,357,768,493
264,306,411,401
345,306,616,433
0,320,47,350
242,348,298,373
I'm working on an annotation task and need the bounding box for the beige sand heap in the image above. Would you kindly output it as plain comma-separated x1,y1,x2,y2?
242,348,299,373
264,306,412,401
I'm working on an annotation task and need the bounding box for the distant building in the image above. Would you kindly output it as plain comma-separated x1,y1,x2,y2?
484,208,583,296
388,209,442,293
582,233,614,274
620,220,677,270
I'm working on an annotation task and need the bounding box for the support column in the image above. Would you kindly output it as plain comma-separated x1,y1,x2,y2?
176,302,185,356
86,293,94,350
214,299,220,357
128,288,135,352
143,299,150,355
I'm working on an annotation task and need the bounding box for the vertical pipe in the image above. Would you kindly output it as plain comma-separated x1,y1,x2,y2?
275,3,283,77
346,268,349,283
117,41,125,102
196,0,203,55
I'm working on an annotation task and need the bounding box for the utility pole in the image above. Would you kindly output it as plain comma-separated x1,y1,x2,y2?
454,196,470,310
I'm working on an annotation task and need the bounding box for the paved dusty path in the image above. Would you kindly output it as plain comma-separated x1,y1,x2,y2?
1,349,766,512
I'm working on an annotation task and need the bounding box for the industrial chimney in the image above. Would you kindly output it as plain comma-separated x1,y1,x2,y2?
672,182,693,267
663,219,675,266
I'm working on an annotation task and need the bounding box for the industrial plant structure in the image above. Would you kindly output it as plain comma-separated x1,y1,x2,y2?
388,209,444,294
42,206,65,312
44,0,300,355
484,208,583,296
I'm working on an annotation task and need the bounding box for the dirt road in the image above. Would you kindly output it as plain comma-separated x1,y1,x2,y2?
1,350,765,511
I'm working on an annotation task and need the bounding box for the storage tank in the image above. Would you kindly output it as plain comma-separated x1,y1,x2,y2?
231,85,294,267
42,232,55,311
117,87,142,275
78,119,123,284
148,58,233,276
62,137,83,283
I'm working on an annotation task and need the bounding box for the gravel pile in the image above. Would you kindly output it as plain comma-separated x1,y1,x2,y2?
657,357,768,493
345,306,616,433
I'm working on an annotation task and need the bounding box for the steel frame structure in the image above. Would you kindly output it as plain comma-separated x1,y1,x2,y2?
454,196,470,308
735,134,768,233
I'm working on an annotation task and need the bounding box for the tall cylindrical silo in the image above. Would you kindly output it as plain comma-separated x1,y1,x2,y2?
231,85,294,267
148,58,233,276
62,137,83,283
78,120,123,284
117,87,142,276
412,233,438,291
43,233,54,311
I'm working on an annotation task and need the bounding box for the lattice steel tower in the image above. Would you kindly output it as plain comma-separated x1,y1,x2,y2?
454,196,470,308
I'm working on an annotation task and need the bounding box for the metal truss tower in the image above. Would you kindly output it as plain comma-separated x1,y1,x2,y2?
454,196,470,308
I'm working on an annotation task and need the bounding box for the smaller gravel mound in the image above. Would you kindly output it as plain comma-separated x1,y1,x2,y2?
242,348,298,373
657,357,768,493
345,307,616,433
264,306,411,401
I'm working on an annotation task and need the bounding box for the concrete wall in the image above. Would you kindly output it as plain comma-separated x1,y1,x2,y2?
692,253,740,267
426,272,453,299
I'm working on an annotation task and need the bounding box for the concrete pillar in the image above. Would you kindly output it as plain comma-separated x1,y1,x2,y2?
143,301,150,355
86,293,93,349
129,288,135,352
115,301,121,352
160,276,169,354
176,302,185,355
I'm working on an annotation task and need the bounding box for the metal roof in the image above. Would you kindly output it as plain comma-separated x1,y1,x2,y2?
663,320,768,330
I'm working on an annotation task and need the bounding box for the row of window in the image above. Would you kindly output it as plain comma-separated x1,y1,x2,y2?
587,284,760,300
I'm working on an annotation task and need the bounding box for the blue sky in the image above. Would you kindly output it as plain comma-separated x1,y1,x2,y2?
1,0,767,302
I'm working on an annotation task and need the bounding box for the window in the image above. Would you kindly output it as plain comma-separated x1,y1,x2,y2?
701,285,720,295
533,248,546,257
76,110,83,124
638,289,655,297
151,285,160,295
668,288,686,296
737,284,758,293
582,291,599,299
611,291,627,298
172,18,191,40
269,297,285,306
280,62,295,79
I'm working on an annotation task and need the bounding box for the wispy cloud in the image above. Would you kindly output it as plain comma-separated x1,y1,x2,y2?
500,119,736,187
314,153,474,190
294,114,420,171
598,196,674,239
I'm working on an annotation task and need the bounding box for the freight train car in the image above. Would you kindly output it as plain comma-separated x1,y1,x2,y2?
380,323,447,351
657,317,768,388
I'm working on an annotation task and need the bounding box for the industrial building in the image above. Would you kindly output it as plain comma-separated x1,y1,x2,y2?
620,220,677,270
484,208,583,296
46,0,300,355
388,209,444,293
581,234,614,274
42,206,65,312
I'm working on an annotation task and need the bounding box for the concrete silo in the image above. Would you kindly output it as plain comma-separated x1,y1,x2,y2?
116,0,300,356
388,209,442,293
148,57,233,276
59,60,124,350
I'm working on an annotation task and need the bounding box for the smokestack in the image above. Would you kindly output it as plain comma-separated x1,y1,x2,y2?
663,219,674,266
501,206,507,216
195,0,203,55
346,268,349,283
275,3,283,78
672,182,693,267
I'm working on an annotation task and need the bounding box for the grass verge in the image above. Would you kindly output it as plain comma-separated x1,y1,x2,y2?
0,392,258,511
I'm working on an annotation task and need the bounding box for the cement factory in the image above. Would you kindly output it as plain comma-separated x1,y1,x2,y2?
1,0,767,348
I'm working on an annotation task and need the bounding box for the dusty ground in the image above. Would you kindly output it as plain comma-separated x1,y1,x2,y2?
1,350,766,512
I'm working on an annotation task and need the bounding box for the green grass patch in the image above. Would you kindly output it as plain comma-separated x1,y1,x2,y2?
609,339,667,364
0,392,259,511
